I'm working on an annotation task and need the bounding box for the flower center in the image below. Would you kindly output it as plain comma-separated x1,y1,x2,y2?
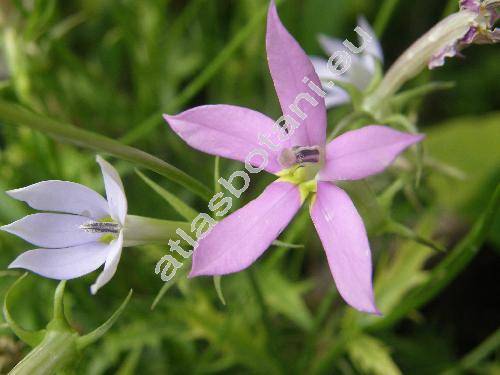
277,145,324,193
79,220,120,234
279,145,322,168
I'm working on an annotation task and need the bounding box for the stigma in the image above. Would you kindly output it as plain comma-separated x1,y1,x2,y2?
279,146,322,169
80,220,120,234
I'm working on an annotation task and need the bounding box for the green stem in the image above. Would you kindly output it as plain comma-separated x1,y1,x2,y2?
123,215,191,246
297,288,338,372
458,327,500,371
135,170,199,221
311,330,359,375
214,156,221,194
246,268,279,366
50,281,69,330
373,0,401,37
77,290,133,349
9,330,79,375
365,10,476,112
327,111,367,141
0,100,212,200
384,220,445,253
389,81,455,108
247,269,272,335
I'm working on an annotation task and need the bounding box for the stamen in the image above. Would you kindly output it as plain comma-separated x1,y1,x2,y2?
294,147,321,164
80,221,120,234
279,146,321,168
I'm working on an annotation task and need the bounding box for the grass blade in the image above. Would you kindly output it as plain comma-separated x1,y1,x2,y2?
0,100,212,200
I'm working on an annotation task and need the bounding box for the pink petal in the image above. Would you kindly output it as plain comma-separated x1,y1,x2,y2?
189,181,301,277
266,1,327,147
310,182,379,314
164,105,284,174
320,125,424,181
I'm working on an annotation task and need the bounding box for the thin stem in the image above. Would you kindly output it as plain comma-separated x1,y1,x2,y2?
297,288,338,372
246,268,284,373
459,327,500,370
373,0,400,37
77,290,133,349
52,281,67,325
214,156,221,194
365,11,476,111
327,111,367,141
0,100,212,201
246,269,272,336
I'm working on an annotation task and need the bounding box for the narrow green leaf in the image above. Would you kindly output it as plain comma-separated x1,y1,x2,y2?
364,61,384,94
116,347,143,375
328,111,369,140
214,156,221,194
382,114,423,186
0,100,212,200
213,276,226,306
390,81,455,108
385,220,445,253
455,327,500,372
347,334,402,375
77,290,133,349
374,0,401,37
135,170,198,221
369,184,500,330
3,274,46,347
258,267,313,332
50,281,70,330
377,178,405,210
329,80,363,109
151,259,191,310
370,215,437,318
271,240,304,249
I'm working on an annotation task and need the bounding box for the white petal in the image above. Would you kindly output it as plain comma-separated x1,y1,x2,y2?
310,56,334,81
1,213,102,248
325,87,351,108
310,54,353,81
96,156,127,225
7,180,109,219
318,34,347,56
8,242,109,280
348,58,375,90
90,231,124,294
357,16,384,62
360,54,377,76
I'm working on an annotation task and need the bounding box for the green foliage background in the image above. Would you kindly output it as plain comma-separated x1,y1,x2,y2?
0,0,499,373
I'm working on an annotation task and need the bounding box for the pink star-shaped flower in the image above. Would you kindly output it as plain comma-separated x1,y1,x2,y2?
164,1,423,314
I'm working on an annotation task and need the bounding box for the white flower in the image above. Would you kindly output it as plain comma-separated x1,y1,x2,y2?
1,155,127,294
310,17,383,108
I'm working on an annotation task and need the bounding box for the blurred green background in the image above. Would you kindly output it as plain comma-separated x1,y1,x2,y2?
0,0,499,373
